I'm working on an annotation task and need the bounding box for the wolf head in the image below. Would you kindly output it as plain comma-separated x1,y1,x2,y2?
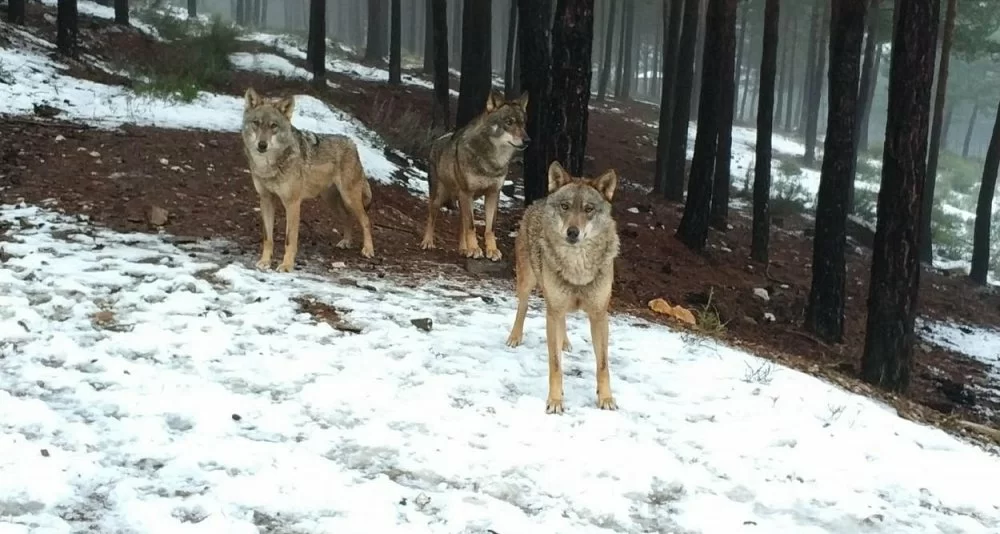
481,89,530,150
242,87,296,155
543,161,618,246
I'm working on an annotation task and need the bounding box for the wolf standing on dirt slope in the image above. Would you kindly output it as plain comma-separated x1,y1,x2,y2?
419,89,529,261
506,161,621,414
241,88,375,272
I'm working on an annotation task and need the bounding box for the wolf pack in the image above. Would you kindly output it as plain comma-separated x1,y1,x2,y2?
241,87,621,414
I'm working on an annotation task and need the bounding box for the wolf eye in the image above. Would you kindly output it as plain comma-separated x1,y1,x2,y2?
559,202,570,211
505,117,514,126
584,204,595,214
252,119,260,126
269,122,277,129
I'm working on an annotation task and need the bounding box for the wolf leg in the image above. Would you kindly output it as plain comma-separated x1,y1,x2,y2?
483,186,503,261
420,181,447,250
340,181,375,258
545,308,567,414
457,193,483,258
505,250,536,348
277,198,302,272
322,188,354,249
588,309,617,411
256,191,276,270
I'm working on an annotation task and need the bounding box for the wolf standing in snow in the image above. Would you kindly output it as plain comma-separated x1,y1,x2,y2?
241,87,375,272
505,161,621,414
419,89,530,261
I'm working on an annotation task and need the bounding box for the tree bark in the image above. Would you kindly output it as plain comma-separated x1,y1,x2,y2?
689,0,708,120
664,0,701,202
597,0,618,102
365,0,386,64
389,0,402,84
188,0,197,18
423,0,434,73
654,0,684,196
804,0,830,166
709,0,738,229
853,0,881,164
430,0,451,129
963,102,979,159
518,0,554,206
738,18,753,121
677,0,737,250
615,3,627,97
308,0,325,82
8,0,26,24
451,0,463,67
616,0,635,100
859,44,882,149
407,0,417,52
504,0,519,98
799,2,821,133
57,0,78,56
783,11,798,132
970,101,1000,285
774,11,790,128
861,0,940,393
805,0,868,344
919,0,958,264
456,0,493,129
942,100,954,150
114,0,128,25
549,0,595,176
751,0,779,264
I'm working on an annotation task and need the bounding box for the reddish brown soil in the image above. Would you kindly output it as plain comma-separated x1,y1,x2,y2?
2,5,1000,440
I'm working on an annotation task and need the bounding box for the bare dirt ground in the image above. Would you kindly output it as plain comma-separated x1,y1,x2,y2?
3,4,1000,444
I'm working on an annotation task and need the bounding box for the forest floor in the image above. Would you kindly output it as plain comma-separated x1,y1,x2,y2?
2,2,1000,438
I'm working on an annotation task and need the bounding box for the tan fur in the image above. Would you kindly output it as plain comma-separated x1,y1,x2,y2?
241,87,375,272
506,161,621,414
419,89,530,261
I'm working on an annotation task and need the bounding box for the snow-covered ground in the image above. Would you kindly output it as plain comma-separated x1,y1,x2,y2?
3,204,1000,533
920,319,1000,417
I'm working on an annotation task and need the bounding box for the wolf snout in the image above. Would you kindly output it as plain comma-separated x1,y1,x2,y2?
565,226,580,244
256,141,268,152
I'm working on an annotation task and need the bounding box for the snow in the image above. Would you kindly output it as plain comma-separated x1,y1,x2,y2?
2,204,1000,533
229,52,312,81
36,0,158,35
920,319,1000,413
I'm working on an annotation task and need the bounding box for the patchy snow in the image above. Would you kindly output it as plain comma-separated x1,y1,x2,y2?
2,204,1000,533
36,0,158,36
229,52,312,81
919,319,1000,416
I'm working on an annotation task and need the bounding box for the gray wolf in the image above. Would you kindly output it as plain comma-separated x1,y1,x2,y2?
241,87,375,272
505,161,621,414
419,89,529,261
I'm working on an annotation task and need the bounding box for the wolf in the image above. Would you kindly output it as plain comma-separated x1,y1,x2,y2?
505,161,621,414
241,87,375,272
419,89,529,261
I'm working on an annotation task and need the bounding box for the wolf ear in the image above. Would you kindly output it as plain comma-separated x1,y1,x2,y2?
589,169,618,202
547,161,573,193
485,90,505,113
273,96,295,120
516,91,529,112
244,87,263,110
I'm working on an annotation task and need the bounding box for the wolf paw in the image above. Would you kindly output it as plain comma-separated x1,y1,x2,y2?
545,398,565,414
463,246,484,259
419,237,436,250
485,247,503,261
255,258,271,270
335,238,353,249
360,244,374,258
276,261,295,273
505,331,523,347
597,396,618,411
561,337,572,352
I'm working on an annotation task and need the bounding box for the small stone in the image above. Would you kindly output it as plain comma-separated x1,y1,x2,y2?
410,318,433,332
465,258,510,276
627,207,640,214
763,312,776,323
414,492,431,509
159,158,169,165
147,206,169,226
89,151,100,158
54,135,66,143
40,449,50,457
753,288,770,302
231,413,242,421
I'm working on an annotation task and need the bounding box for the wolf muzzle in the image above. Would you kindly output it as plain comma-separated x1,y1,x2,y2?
257,141,268,153
565,225,580,244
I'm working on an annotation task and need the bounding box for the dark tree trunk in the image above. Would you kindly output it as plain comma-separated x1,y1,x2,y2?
251,0,260,27
804,1,830,166
799,1,821,133
709,0,738,229
261,0,268,27
677,0,737,250
805,0,868,344
518,0,554,206
689,0,708,120
859,45,882,149
389,0,402,84
56,0,78,56
970,101,1000,285
456,0,493,129
774,11,790,128
504,0,519,98
308,0,326,82
963,102,979,159
365,0,386,64
664,0,701,202
652,5,663,97
616,0,635,100
861,0,940,393
654,0,684,196
853,0,881,162
919,0,958,264
423,0,435,73
614,4,627,97
8,0,26,24
451,0,463,67
408,0,417,52
751,0,780,263
114,0,128,25
188,0,196,18
738,18,753,121
431,0,451,129
548,0,595,175
732,1,747,116
942,101,954,149
597,0,618,101
783,12,798,132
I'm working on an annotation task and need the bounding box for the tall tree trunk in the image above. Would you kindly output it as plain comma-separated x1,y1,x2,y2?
689,0,708,119
709,0,737,229
861,0,940,393
616,0,635,100
803,1,829,166
451,0,463,67
654,0,684,196
504,0,519,98
56,0,78,55
859,45,882,149
308,0,326,82
970,101,1000,285
431,0,451,129
518,0,554,205
365,0,385,63
799,2,821,133
732,1,747,118
783,11,798,132
665,0,701,202
738,18,753,121
614,4,627,97
456,0,493,129
805,0,867,344
8,0,26,24
408,0,417,52
849,0,881,213
423,0,434,73
188,0,196,18
751,0,780,263
114,0,128,25
774,11,790,128
389,0,402,84
597,0,618,101
549,0,595,175
651,5,663,98
942,100,954,150
963,102,979,159
260,0,268,27
677,0,737,250
919,0,958,264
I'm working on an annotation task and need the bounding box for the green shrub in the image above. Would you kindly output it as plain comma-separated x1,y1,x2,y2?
770,177,810,217
852,186,879,223
931,204,971,262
